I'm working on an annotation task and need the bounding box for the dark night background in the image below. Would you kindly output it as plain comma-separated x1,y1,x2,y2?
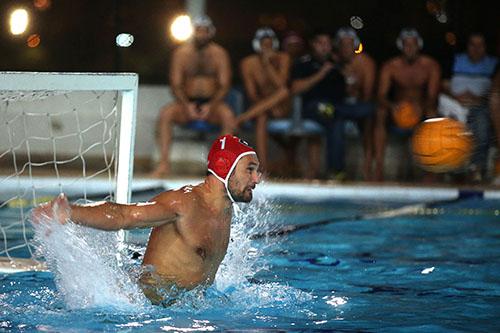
1,0,499,84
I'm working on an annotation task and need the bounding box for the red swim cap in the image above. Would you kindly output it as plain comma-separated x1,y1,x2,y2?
207,135,256,183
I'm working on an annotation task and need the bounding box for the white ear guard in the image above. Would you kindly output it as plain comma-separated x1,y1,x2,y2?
334,27,360,49
252,28,280,52
396,28,423,50
192,15,216,37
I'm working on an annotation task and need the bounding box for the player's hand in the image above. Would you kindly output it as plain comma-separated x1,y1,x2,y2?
31,193,71,226
262,49,276,63
198,103,212,120
185,103,200,120
319,61,334,76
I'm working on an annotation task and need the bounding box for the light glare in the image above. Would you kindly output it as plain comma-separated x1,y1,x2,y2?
355,42,363,54
170,15,193,42
10,8,29,35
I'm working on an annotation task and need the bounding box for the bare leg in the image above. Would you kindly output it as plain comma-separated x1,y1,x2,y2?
305,136,322,179
236,88,289,125
374,106,388,181
206,102,236,135
255,113,269,172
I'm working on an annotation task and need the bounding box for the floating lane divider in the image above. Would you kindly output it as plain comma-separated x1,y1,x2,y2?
250,189,486,240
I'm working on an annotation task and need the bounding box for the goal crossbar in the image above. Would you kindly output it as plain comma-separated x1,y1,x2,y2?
0,71,139,204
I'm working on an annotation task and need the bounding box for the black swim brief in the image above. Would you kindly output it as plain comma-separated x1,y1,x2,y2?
189,97,211,108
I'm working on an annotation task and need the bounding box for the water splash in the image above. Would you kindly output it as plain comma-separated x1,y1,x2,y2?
30,196,311,313
212,197,312,310
32,215,148,310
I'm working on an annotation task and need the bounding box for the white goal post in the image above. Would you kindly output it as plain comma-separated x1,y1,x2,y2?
0,71,138,204
0,72,139,270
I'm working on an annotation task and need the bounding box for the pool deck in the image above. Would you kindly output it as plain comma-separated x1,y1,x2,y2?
2,173,500,202
150,176,500,201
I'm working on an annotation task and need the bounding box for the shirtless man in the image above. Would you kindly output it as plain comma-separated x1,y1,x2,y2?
374,28,441,181
238,28,291,171
151,15,236,177
32,135,261,306
334,27,376,180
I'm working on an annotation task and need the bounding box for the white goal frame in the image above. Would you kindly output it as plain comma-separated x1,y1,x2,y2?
0,71,139,204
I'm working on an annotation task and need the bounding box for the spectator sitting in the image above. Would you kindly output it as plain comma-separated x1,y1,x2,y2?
443,33,498,182
374,28,441,181
237,28,291,173
151,15,236,178
333,27,377,180
291,29,347,179
282,31,306,63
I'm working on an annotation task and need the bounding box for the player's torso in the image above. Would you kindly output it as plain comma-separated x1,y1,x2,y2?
142,204,231,288
391,57,432,102
343,56,368,99
181,44,221,98
248,54,284,95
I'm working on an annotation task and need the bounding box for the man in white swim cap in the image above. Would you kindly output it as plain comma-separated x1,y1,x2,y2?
31,135,260,306
333,27,377,180
238,27,291,172
151,14,236,178
374,28,441,181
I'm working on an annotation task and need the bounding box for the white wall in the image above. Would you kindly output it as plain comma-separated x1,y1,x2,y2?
0,84,172,158
135,84,172,158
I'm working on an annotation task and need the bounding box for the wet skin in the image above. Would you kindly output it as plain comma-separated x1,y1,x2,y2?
31,155,261,305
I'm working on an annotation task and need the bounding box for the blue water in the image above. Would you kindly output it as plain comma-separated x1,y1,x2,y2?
1,195,499,332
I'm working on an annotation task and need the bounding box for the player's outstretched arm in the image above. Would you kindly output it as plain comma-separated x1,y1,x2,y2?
31,191,181,231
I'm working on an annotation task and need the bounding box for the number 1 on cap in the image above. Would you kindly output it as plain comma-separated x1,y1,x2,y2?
220,137,226,150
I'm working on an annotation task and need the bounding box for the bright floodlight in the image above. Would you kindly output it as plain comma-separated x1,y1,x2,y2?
116,33,134,47
170,15,193,42
9,8,29,35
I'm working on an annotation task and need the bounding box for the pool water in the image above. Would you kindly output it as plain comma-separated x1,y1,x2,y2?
1,194,499,332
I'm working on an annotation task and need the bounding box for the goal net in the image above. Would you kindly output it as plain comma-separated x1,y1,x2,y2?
0,72,138,271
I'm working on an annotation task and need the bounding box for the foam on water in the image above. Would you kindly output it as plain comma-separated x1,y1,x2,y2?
213,198,312,310
32,216,148,310
31,196,311,312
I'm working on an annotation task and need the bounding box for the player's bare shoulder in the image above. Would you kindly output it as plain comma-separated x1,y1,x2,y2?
277,51,291,66
174,43,193,57
208,43,229,58
381,56,399,74
241,54,259,68
357,53,375,66
419,55,440,70
151,185,198,215
352,53,376,72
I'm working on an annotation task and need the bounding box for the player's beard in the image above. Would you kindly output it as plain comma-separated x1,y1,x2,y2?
404,52,419,64
227,179,253,203
194,37,211,50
